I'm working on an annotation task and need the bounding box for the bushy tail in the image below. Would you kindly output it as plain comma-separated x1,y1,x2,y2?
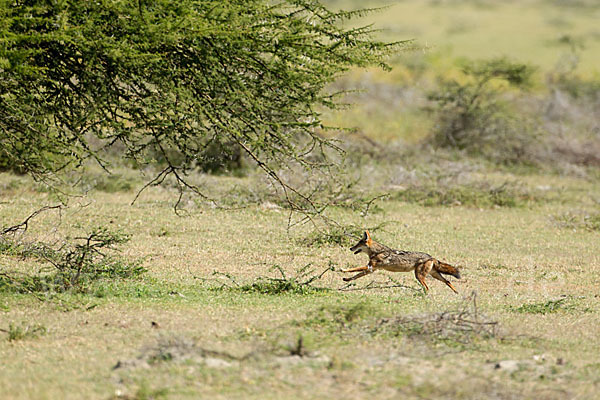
434,260,461,279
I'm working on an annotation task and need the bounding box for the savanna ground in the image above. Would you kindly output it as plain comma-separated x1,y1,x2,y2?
2,0,600,399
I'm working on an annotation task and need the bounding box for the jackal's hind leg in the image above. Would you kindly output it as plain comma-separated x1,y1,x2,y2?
414,259,434,293
430,270,459,294
343,269,372,282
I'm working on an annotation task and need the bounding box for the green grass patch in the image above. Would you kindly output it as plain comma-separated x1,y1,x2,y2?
551,211,600,231
509,297,584,314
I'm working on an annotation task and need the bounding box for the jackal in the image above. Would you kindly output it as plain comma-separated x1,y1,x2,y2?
342,231,461,294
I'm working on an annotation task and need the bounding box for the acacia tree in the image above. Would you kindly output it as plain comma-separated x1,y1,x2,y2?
0,0,399,216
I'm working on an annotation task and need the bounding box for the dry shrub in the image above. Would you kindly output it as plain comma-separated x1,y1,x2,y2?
375,292,498,344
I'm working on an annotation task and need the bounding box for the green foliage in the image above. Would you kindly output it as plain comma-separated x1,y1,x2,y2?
555,75,600,101
427,58,539,165
548,51,600,103
0,0,399,211
0,153,26,174
461,58,535,87
301,225,363,247
91,279,168,299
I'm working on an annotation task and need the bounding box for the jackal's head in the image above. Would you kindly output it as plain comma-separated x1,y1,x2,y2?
350,231,372,255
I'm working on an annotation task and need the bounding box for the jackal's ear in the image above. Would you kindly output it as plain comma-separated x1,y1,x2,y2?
364,230,371,240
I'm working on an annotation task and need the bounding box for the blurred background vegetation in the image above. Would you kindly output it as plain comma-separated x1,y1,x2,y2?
321,0,600,170
2,0,599,215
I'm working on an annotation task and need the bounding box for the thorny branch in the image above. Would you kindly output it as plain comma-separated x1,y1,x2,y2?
375,291,499,343
1,205,63,236
338,275,420,292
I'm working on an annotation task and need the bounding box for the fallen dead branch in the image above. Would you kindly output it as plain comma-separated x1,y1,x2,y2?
338,276,420,292
375,291,499,343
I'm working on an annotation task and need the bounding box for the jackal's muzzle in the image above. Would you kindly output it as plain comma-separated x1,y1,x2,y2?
350,231,369,254
350,242,364,254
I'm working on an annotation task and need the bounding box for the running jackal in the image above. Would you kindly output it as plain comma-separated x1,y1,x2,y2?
342,231,461,294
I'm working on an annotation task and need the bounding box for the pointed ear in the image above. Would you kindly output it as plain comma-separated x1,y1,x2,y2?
365,230,371,240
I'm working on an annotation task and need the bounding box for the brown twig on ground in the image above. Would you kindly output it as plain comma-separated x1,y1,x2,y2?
338,276,420,292
376,291,499,343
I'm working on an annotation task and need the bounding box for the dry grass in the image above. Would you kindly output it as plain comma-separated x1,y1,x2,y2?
1,168,599,399
2,3,600,397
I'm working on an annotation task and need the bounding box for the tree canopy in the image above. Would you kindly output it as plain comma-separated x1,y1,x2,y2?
0,0,399,213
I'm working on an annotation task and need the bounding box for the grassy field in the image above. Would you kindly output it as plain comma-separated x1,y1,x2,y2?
1,169,599,399
2,0,600,399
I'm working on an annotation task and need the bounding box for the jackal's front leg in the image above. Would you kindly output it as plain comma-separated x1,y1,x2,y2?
341,265,369,273
342,269,372,282
342,263,373,282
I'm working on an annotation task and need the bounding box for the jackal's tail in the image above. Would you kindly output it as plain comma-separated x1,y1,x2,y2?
434,260,461,279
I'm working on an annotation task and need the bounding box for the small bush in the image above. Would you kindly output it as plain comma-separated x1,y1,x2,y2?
1,322,47,342
547,48,600,103
0,226,145,294
293,293,498,346
509,297,582,314
427,58,540,165
125,384,168,400
207,264,332,295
